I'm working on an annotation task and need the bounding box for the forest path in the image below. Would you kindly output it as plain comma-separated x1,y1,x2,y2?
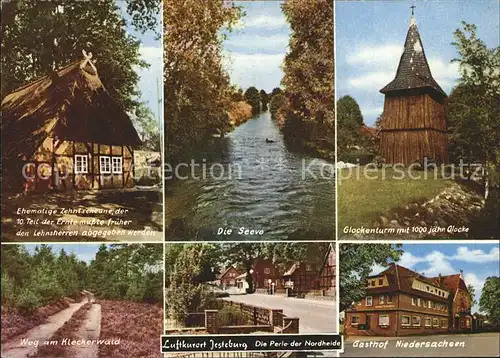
66,303,102,358
0,301,87,358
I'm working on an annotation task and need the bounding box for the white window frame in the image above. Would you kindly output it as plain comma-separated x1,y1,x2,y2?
425,317,432,327
412,316,421,327
432,318,439,327
378,314,389,327
75,154,88,174
412,297,417,306
401,315,411,327
441,319,448,328
112,156,123,174
100,156,111,174
366,296,373,306
380,295,385,304
417,298,421,307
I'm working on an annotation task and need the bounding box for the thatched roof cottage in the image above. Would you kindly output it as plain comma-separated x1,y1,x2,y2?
1,54,141,192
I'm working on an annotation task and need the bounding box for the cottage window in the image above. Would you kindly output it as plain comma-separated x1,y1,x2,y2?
425,318,432,327
412,316,421,326
264,268,271,274
306,264,312,271
412,297,416,306
426,285,430,291
401,315,411,327
432,318,439,327
378,279,383,285
380,295,385,304
351,316,360,325
370,280,375,287
366,296,373,306
441,320,448,328
387,295,393,303
432,301,436,309
75,155,88,174
417,298,421,307
466,319,470,328
112,157,123,174
423,300,427,308
378,315,389,327
100,156,111,174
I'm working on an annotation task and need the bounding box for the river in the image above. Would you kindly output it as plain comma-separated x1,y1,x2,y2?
166,111,335,240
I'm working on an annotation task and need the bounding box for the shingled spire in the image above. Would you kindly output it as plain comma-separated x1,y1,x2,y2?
380,13,446,98
378,10,449,165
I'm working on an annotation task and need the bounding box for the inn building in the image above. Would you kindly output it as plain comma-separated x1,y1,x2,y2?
345,263,473,336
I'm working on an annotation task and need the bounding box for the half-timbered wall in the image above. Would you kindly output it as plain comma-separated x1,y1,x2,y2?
28,136,134,191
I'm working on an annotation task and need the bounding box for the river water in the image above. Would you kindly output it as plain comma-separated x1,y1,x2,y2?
166,111,335,240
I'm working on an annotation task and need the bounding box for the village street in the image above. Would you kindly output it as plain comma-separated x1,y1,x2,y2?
224,293,336,333
341,332,500,357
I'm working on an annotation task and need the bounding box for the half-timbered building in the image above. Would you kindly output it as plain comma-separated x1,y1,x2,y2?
1,54,141,192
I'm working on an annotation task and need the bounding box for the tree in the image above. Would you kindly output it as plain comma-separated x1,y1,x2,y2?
244,86,261,115
271,87,283,97
339,244,403,312
479,276,500,326
467,284,477,307
337,95,365,150
269,92,285,120
132,102,161,151
221,243,265,293
450,22,500,194
280,0,334,153
259,89,269,111
164,0,242,160
1,0,149,114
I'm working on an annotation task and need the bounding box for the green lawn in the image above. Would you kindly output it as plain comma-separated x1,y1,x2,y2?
338,167,453,228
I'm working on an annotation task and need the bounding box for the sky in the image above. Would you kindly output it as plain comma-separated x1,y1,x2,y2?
25,244,105,264
223,1,290,93
336,0,500,126
116,1,163,122
370,243,500,314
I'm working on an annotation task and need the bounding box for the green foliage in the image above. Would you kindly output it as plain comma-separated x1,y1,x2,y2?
280,0,334,155
164,0,242,160
479,276,500,326
16,288,42,315
259,89,269,111
216,306,249,326
244,86,261,115
86,244,163,303
449,22,500,186
1,0,150,113
269,93,285,120
339,244,403,312
133,102,161,151
337,95,365,151
467,284,477,307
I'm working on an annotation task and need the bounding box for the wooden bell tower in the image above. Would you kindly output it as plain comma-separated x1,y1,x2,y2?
379,11,449,165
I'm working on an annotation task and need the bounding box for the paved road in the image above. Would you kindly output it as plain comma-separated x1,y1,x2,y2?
224,294,336,333
342,332,500,357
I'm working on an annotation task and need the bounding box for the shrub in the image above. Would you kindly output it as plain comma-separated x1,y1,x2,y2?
216,306,249,327
16,288,41,315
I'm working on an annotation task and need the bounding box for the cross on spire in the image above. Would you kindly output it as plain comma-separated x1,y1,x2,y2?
410,5,416,16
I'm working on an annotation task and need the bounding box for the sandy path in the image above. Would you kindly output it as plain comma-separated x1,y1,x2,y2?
66,303,102,358
1,301,86,358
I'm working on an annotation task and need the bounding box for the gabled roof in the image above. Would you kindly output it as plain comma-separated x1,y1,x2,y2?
432,274,469,295
367,263,450,302
283,263,299,277
360,125,378,139
218,266,239,279
1,58,142,161
380,15,446,98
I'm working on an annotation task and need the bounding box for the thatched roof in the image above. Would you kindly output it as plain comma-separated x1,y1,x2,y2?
1,59,141,161
380,15,446,98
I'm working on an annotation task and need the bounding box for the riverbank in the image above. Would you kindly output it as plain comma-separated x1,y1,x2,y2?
166,111,335,241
